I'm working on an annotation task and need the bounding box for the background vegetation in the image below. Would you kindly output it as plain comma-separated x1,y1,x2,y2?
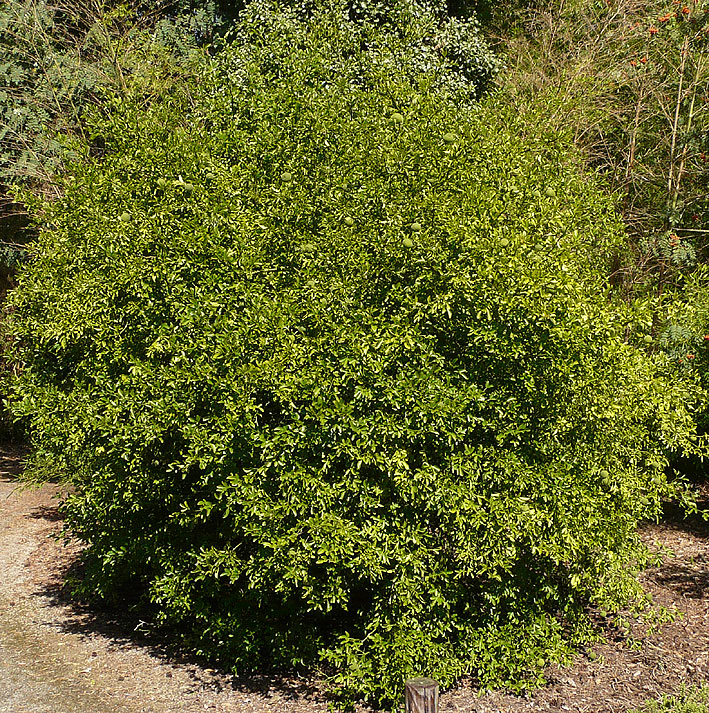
501,0,709,285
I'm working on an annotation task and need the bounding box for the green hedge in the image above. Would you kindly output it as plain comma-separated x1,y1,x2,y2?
5,4,701,707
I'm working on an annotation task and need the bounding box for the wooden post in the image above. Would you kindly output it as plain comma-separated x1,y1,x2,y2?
405,677,439,713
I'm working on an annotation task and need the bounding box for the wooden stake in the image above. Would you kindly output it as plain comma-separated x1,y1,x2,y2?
405,677,439,713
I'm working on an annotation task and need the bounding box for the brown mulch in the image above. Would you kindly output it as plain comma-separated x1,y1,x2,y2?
1,442,708,713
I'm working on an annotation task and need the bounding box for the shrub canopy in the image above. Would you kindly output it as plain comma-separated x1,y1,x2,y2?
5,3,701,707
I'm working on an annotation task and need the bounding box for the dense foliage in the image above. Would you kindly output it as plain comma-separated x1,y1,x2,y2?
0,0,226,435
0,0,499,195
253,0,503,95
5,4,703,706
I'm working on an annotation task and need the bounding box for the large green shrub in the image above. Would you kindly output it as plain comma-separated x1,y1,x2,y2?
5,4,702,707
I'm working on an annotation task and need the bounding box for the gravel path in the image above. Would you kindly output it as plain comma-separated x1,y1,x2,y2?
0,468,129,713
1,442,707,713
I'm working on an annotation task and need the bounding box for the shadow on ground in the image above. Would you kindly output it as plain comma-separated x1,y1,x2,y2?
0,442,27,478
29,502,327,704
650,553,709,598
661,492,709,539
